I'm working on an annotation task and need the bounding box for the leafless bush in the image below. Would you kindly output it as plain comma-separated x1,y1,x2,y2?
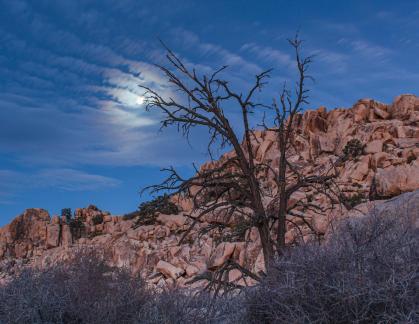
2,206,417,323
139,290,241,324
240,207,419,323
0,249,238,323
0,249,148,323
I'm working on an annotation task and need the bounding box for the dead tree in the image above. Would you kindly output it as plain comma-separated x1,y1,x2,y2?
266,38,339,251
141,35,340,275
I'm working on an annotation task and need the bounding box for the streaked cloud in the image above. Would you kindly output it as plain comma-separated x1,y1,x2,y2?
241,43,292,67
0,168,121,204
1,0,418,220
342,39,393,60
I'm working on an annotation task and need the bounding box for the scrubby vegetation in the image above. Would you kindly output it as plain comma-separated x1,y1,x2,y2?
1,207,417,323
69,216,85,239
61,208,72,223
0,249,234,323
123,194,179,226
92,214,104,225
241,208,419,323
407,154,417,164
342,191,366,209
343,138,364,159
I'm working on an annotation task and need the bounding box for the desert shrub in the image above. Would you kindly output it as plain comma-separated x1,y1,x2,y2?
2,202,417,323
0,249,237,324
69,217,85,239
241,206,419,323
140,290,240,323
343,191,366,209
88,230,103,239
92,214,104,225
343,138,364,159
61,208,72,223
0,249,151,324
407,154,416,164
134,194,179,226
122,210,141,221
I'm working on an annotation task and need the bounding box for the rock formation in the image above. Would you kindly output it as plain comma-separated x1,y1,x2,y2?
1,94,418,287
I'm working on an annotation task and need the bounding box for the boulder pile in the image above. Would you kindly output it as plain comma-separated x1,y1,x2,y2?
1,94,418,287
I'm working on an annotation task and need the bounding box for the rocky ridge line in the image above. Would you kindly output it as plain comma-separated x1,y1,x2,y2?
0,94,418,287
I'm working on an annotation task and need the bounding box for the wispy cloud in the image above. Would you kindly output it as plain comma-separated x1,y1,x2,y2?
309,48,349,74
338,38,393,60
170,28,262,75
240,43,292,67
1,0,418,217
35,169,121,191
0,168,120,204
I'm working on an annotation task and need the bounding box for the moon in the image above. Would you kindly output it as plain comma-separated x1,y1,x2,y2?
135,96,145,105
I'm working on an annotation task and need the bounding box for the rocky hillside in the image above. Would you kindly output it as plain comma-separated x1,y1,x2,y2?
1,94,418,287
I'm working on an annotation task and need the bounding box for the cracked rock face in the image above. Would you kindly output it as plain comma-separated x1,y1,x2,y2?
1,94,418,287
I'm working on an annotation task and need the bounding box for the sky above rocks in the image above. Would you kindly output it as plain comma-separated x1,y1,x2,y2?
0,0,418,224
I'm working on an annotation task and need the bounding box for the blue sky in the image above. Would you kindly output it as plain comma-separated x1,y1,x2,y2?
0,0,418,224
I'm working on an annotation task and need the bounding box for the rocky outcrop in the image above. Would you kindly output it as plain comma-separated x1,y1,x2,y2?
0,94,418,287
0,208,49,259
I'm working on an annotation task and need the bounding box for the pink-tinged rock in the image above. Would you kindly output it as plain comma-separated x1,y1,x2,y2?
103,215,112,222
365,140,383,154
209,242,237,269
104,222,120,235
157,213,187,228
303,110,328,134
14,242,29,258
170,256,188,271
46,224,60,248
156,278,166,288
111,237,141,268
287,191,307,210
312,215,330,234
185,264,200,277
119,220,133,232
190,259,207,274
375,162,419,197
394,138,418,149
0,242,6,258
198,240,213,260
95,224,104,232
112,216,120,223
353,103,370,122
156,260,185,279
397,125,419,138
61,225,72,248
91,234,112,245
77,238,88,245
247,227,260,243
256,140,273,161
372,152,393,169
178,245,191,260
154,225,169,239
318,134,336,153
228,269,242,282
347,155,370,181
389,94,419,120
148,272,164,284
253,250,265,275
374,107,390,120
317,106,327,117
169,246,181,258
127,228,140,240
263,130,277,143
51,215,60,225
